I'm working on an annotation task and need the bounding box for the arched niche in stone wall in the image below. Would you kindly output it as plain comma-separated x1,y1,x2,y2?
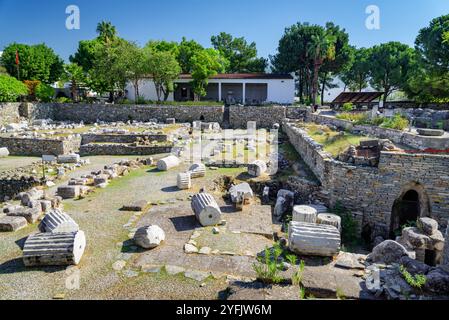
389,181,432,238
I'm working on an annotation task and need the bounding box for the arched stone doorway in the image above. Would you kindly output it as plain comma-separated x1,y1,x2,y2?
390,182,431,238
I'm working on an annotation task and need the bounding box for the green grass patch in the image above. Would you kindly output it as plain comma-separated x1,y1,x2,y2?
304,123,369,157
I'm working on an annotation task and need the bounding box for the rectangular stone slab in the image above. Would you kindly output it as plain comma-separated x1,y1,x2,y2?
0,215,28,232
227,205,273,239
121,200,149,212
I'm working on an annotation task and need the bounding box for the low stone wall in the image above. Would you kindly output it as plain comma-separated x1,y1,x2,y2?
0,103,21,126
282,120,331,183
19,102,56,120
79,143,173,156
0,176,42,202
48,103,224,124
308,111,449,150
81,133,168,145
282,121,449,234
0,137,81,156
229,105,287,128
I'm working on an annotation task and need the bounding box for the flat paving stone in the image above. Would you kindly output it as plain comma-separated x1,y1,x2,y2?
165,265,186,275
227,205,274,239
184,270,210,282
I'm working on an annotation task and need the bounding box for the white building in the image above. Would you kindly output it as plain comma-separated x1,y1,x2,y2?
125,73,295,105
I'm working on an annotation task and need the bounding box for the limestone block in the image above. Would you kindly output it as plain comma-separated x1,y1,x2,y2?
157,155,180,171
317,213,342,232
292,205,318,223
177,172,192,190
367,240,409,264
247,160,267,177
20,188,44,206
417,217,439,236
57,185,81,199
0,215,28,232
134,225,165,249
6,206,41,223
38,209,79,233
188,163,206,178
0,147,9,157
94,174,108,185
229,183,254,204
191,192,221,226
288,221,341,257
57,154,80,164
39,200,53,213
22,231,86,267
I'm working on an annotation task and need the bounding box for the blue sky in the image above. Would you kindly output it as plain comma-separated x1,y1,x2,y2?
1,0,448,62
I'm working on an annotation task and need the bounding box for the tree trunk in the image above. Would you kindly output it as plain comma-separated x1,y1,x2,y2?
320,72,327,106
71,80,78,102
108,91,114,103
311,62,320,106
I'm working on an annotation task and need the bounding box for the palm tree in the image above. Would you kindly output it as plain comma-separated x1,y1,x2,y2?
307,32,336,106
96,21,117,43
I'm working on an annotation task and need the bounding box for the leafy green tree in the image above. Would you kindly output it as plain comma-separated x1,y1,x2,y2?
148,51,181,101
1,43,63,83
368,42,417,104
126,43,151,102
177,37,204,73
35,83,54,102
318,23,352,105
340,47,371,92
270,22,336,104
415,14,449,73
190,49,228,100
69,39,102,72
406,15,449,101
145,40,179,56
61,63,86,102
211,32,267,72
0,74,28,102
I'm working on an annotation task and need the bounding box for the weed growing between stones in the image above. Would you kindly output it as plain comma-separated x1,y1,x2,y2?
399,265,427,290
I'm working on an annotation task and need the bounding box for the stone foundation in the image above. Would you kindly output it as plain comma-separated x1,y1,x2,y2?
283,121,449,234
0,137,81,156
79,143,173,156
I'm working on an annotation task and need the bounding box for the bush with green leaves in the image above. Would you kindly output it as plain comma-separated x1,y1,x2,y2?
342,102,354,112
35,83,54,102
252,243,285,284
380,114,409,130
0,74,28,102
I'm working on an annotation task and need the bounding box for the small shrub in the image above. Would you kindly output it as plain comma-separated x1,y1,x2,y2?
35,83,54,102
399,265,427,289
56,96,71,103
380,114,409,130
0,75,28,102
335,112,370,125
332,202,359,246
252,246,283,284
23,80,41,99
342,102,354,112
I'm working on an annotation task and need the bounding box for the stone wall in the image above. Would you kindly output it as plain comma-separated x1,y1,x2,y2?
282,121,449,234
81,133,168,145
79,143,173,156
0,176,41,201
19,102,56,120
48,103,224,124
0,137,81,156
0,103,21,126
308,111,449,150
228,105,306,128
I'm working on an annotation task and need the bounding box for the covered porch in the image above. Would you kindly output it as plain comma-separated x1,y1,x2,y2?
173,81,268,105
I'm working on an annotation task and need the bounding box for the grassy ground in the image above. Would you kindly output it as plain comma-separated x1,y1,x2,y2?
303,124,369,157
